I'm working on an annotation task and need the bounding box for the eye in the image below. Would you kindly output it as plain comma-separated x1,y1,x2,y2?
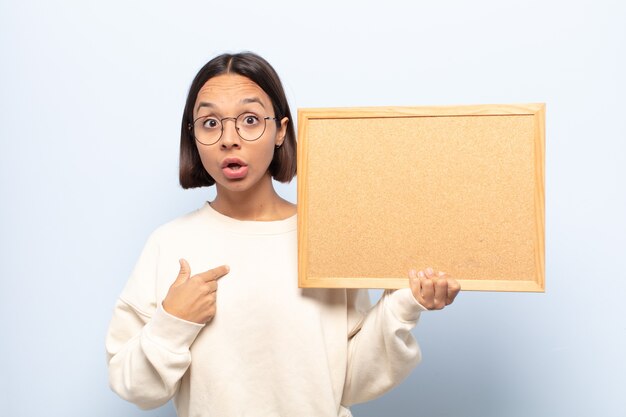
240,114,260,126
202,118,220,129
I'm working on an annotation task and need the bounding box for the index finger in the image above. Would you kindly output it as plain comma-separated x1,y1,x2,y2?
195,265,230,282
446,278,461,304
438,271,461,305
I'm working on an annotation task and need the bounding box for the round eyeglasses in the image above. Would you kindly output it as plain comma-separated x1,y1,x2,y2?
190,113,278,146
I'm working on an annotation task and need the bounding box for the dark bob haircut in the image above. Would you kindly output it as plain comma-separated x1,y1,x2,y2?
179,52,296,188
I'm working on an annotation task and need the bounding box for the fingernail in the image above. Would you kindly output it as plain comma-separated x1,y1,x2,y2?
418,270,425,278
409,269,417,279
426,267,434,275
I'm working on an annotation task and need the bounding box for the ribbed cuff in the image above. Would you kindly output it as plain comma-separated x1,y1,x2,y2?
143,304,205,353
388,288,427,323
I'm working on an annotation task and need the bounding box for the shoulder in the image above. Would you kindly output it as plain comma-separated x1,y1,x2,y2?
148,203,212,244
118,204,212,312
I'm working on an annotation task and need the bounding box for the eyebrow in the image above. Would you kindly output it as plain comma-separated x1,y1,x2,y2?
196,102,215,111
241,97,266,108
195,97,266,114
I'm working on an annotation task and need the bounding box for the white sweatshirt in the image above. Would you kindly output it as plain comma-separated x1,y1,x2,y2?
106,202,426,417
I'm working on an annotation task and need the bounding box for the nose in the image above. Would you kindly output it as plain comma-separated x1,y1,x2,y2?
220,118,241,149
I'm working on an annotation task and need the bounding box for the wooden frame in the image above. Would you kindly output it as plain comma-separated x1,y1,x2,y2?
297,104,545,292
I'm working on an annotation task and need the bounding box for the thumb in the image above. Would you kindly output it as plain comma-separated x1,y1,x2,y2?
172,258,191,286
408,269,419,289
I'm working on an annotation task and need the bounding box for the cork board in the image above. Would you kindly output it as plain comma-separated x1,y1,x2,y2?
297,104,545,292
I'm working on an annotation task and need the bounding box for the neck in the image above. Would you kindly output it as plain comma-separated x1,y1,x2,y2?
211,174,294,221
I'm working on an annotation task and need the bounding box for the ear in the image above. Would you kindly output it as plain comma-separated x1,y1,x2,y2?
275,117,289,147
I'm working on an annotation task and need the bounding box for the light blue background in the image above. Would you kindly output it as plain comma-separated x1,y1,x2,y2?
1,0,625,416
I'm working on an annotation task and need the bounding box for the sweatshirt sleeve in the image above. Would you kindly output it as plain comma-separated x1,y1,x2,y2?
105,233,204,409
341,288,426,406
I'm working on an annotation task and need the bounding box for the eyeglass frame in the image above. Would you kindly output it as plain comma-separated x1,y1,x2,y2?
188,113,279,146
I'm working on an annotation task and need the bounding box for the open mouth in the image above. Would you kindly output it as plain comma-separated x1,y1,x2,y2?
226,163,243,171
221,158,249,179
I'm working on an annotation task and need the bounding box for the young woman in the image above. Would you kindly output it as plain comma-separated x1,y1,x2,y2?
106,52,460,417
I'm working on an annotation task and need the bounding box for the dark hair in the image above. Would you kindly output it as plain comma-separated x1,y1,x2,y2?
179,52,296,188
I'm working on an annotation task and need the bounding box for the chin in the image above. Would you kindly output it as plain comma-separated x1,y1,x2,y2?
215,176,263,193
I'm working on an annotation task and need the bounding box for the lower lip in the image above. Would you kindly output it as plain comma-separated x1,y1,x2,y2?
222,165,249,179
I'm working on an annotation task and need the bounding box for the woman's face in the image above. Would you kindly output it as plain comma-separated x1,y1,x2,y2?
193,74,288,194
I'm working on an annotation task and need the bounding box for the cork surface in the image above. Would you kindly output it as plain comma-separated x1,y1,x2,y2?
297,105,545,292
